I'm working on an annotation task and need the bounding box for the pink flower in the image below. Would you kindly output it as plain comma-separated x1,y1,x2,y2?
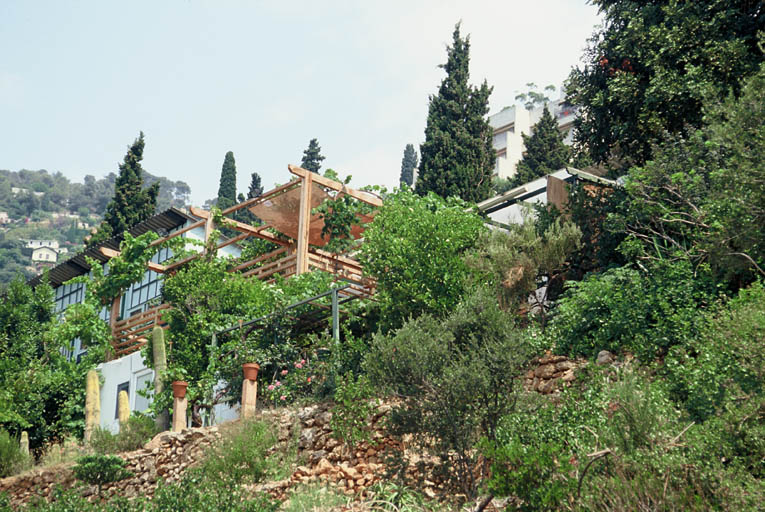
307,377,312,383
275,380,281,387
281,369,288,376
300,359,306,365
295,362,303,369
280,395,286,401
267,384,275,391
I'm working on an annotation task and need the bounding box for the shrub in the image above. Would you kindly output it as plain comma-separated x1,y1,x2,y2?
330,373,377,453
196,419,276,485
548,261,714,360
365,288,533,500
72,454,132,497
0,429,30,478
89,415,157,455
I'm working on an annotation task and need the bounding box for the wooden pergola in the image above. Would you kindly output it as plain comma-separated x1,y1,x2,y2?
108,164,382,357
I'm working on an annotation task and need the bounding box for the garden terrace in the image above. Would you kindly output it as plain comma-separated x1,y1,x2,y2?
108,165,382,357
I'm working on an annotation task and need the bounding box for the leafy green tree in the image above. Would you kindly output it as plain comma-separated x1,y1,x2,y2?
514,82,556,110
415,24,494,203
566,0,764,167
615,62,765,285
300,138,325,174
359,187,485,331
399,144,417,187
511,106,570,186
88,133,159,246
216,151,237,211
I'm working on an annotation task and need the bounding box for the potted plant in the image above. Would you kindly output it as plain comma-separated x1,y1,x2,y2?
167,367,189,399
242,362,260,381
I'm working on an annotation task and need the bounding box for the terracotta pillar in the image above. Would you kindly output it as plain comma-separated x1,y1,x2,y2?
171,381,188,432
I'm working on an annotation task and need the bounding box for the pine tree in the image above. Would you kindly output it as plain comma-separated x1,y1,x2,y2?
511,105,570,186
247,172,263,199
399,144,418,187
415,24,494,203
300,139,325,174
88,132,159,246
216,151,237,210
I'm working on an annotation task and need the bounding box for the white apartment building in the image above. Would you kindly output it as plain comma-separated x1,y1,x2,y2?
489,99,577,180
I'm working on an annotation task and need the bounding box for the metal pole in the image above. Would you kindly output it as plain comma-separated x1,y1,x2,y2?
331,288,339,341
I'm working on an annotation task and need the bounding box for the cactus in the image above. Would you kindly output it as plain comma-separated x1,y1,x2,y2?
19,431,29,457
84,370,101,442
151,326,170,431
118,390,130,425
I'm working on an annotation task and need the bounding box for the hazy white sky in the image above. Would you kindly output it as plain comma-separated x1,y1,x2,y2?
0,1,601,205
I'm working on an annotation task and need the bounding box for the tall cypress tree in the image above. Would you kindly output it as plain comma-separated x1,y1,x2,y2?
399,144,418,187
247,172,263,199
88,132,159,246
300,139,325,174
216,151,237,210
415,24,494,203
512,105,570,186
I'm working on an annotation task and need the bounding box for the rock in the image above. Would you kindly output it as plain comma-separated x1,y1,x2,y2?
561,369,576,382
308,450,328,464
537,379,558,394
315,411,332,427
314,458,333,475
555,360,575,371
596,350,615,365
298,427,317,449
534,364,556,379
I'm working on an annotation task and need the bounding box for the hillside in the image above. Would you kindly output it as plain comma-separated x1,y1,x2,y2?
0,169,191,285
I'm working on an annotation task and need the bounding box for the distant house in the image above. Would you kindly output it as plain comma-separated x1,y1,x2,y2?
31,246,59,263
11,186,44,197
26,239,60,250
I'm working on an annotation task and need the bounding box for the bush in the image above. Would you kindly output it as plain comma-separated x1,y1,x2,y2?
196,419,276,485
365,288,533,500
89,415,157,455
0,429,30,478
72,454,132,497
548,261,714,360
330,373,377,453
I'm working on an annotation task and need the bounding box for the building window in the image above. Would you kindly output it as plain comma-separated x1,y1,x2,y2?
115,382,130,419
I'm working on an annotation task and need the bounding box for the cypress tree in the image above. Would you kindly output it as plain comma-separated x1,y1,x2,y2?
415,24,494,203
300,138,325,174
512,105,570,186
247,172,263,199
88,132,159,246
399,144,418,187
216,151,237,210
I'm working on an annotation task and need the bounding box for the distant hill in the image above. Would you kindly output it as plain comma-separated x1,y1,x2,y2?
0,168,191,287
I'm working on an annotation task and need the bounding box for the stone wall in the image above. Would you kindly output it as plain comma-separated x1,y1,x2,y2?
0,426,221,507
524,353,586,394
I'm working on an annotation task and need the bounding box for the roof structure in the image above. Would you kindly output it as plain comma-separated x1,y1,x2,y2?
28,207,194,288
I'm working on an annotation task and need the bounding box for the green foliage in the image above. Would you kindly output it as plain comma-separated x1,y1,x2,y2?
484,439,574,512
0,429,31,478
511,106,570,186
365,289,533,499
359,187,485,331
73,455,132,497
89,416,157,455
665,281,765,422
514,82,556,110
300,138,325,174
311,173,377,254
196,419,276,485
89,133,159,246
365,482,436,511
415,23,494,203
566,0,763,168
216,151,237,211
466,215,581,320
616,63,765,285
548,261,714,360
330,374,377,451
399,144,417,187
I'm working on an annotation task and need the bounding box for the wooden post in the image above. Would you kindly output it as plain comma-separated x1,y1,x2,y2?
172,396,187,432
296,172,313,275
241,363,259,420
203,214,214,254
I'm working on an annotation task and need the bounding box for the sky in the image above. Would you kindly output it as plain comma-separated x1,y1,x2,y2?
0,1,602,205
